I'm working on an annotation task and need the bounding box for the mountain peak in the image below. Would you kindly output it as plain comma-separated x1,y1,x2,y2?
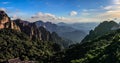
82,21,119,43
0,10,10,23
0,11,20,31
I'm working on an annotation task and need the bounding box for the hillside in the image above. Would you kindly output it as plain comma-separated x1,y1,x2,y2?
63,29,120,63
82,21,119,43
1,9,120,63
61,30,86,42
57,22,99,33
35,21,87,42
0,10,72,63
0,29,61,63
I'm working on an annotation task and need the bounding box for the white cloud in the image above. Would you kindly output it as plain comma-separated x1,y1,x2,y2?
28,12,104,23
113,0,120,5
103,6,113,10
70,11,78,16
2,2,10,4
0,8,6,11
83,9,88,12
6,9,30,20
11,15,19,20
81,13,90,16
3,0,120,23
97,0,120,22
29,12,63,23
31,12,57,21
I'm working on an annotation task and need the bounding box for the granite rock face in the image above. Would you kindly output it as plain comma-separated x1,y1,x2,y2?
0,10,57,41
14,19,52,41
0,10,20,31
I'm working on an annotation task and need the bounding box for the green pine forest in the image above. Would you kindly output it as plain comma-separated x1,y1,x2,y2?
1,21,120,63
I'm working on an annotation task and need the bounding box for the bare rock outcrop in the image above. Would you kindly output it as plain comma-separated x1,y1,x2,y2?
14,19,52,41
0,10,20,31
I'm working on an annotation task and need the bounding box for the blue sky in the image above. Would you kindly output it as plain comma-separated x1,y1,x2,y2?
0,0,119,23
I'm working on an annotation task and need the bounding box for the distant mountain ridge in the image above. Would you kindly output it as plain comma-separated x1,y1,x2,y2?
0,10,73,48
82,21,119,43
0,10,51,41
62,21,120,63
35,20,87,42
14,19,52,41
57,22,99,33
35,20,76,33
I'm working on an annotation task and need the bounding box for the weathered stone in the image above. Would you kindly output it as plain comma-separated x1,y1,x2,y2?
0,10,20,31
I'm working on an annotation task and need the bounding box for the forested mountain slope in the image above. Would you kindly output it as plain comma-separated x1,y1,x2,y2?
64,29,120,63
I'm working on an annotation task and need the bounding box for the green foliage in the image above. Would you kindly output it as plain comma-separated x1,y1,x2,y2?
0,29,60,62
51,32,73,48
1,21,120,63
82,21,118,42
64,29,120,63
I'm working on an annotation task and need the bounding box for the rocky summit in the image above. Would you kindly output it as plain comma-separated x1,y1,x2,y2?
0,10,52,41
0,10,20,31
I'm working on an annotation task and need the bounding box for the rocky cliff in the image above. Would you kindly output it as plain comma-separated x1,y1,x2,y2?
0,10,53,41
14,19,52,41
0,10,20,31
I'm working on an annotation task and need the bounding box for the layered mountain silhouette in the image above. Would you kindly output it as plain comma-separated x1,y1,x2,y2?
0,10,50,41
2,10,120,63
0,10,73,48
82,21,119,43
57,22,99,33
0,10,67,62
35,21,87,42
14,19,52,41
63,21,120,63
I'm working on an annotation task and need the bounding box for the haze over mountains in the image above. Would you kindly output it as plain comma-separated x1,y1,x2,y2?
1,0,120,63
35,20,99,42
2,9,120,63
82,21,120,43
0,10,99,43
0,10,74,48
57,22,99,33
64,21,120,63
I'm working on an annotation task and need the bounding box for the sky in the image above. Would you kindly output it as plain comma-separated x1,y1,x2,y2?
0,0,120,23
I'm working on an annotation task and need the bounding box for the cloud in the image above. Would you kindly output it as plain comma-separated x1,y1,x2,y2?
81,12,90,16
113,0,120,5
11,15,19,20
100,0,120,20
5,9,30,20
0,8,19,20
70,11,78,16
1,2,10,4
28,12,82,23
27,12,104,23
31,12,57,20
0,8,6,11
3,0,120,23
103,6,113,10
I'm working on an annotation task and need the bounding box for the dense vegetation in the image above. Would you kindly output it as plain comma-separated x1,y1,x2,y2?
0,29,61,63
59,21,120,63
51,32,73,48
1,21,120,63
63,29,120,63
82,21,118,43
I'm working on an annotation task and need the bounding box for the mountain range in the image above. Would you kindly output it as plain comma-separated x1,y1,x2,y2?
57,22,99,33
82,21,119,43
35,21,98,42
0,10,71,63
0,10,73,48
63,21,120,63
1,9,120,63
